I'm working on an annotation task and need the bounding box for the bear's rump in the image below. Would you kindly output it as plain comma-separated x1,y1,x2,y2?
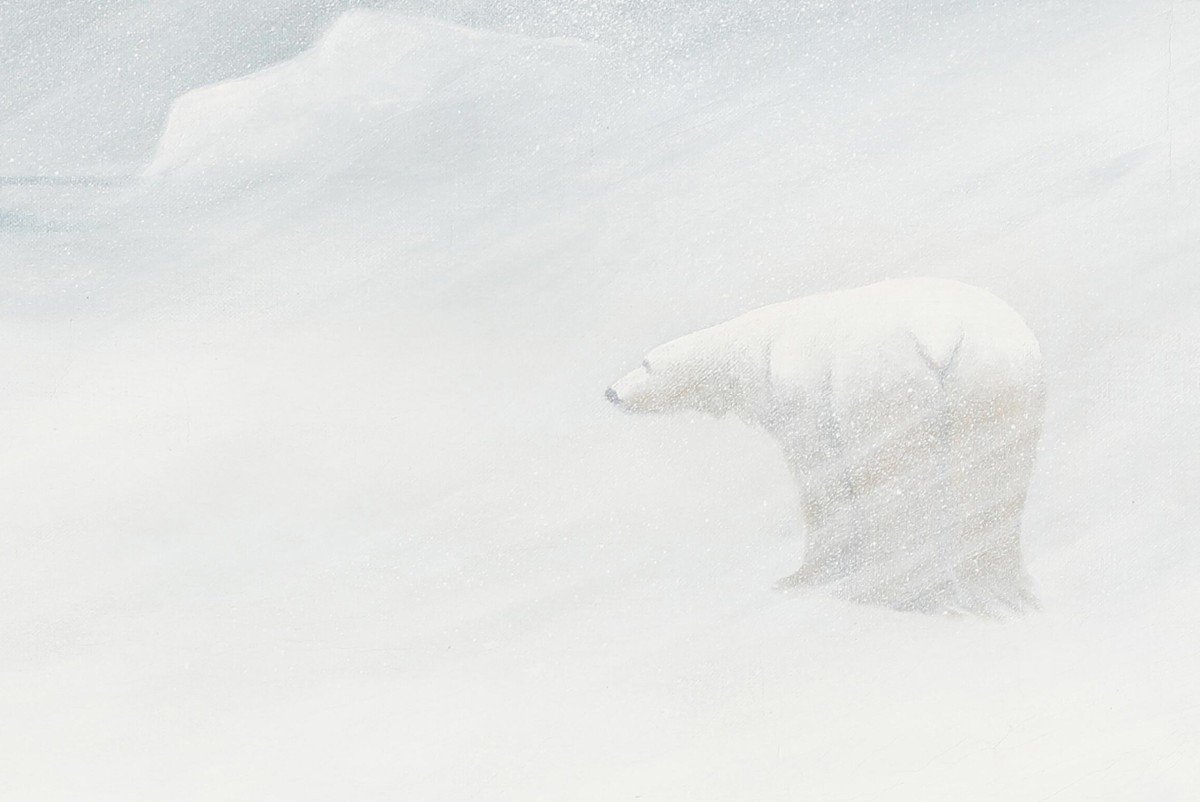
794,369,1042,615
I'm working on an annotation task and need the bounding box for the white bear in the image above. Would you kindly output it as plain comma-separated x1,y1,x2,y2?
607,277,1045,616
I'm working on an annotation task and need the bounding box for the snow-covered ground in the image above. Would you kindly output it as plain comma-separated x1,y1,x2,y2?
3,2,1199,798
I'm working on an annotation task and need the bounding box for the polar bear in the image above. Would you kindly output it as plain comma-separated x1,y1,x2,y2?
606,277,1045,616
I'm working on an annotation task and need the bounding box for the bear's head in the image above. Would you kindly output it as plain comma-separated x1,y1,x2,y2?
606,327,763,418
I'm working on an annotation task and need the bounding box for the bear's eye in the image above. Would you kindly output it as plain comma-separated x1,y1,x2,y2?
642,359,653,373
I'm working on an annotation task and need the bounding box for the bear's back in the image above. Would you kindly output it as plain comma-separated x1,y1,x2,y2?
759,277,1042,394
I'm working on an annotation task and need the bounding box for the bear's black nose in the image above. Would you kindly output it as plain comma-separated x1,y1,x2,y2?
605,387,620,404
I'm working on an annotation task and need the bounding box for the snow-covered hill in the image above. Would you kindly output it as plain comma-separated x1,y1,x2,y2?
3,2,1199,798
0,0,357,173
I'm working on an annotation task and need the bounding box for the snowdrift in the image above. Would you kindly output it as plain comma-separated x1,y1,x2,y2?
146,12,602,182
0,0,345,173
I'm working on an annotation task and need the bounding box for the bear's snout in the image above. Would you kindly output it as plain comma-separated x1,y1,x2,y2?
605,387,620,405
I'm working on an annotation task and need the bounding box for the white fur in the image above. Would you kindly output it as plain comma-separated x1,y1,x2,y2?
608,277,1045,616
